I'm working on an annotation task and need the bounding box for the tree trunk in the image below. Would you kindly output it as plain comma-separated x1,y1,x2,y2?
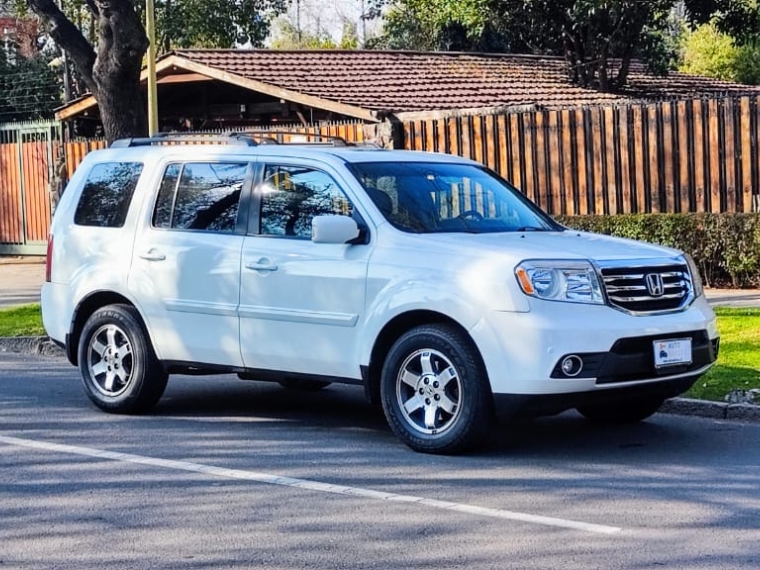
27,0,149,143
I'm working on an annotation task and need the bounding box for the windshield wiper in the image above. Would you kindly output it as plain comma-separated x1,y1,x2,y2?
514,226,548,232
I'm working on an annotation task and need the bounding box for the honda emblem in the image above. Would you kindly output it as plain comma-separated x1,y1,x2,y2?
645,273,665,297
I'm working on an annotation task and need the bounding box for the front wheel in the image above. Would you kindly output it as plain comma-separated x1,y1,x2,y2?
380,324,493,454
576,396,665,424
78,304,168,414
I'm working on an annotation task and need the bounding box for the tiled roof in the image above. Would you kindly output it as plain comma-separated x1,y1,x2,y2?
170,49,760,113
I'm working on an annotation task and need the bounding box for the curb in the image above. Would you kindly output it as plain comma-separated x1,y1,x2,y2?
0,336,64,357
1,336,758,424
0,257,46,266
660,397,760,423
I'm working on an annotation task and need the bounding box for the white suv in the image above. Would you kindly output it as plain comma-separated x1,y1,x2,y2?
42,134,719,454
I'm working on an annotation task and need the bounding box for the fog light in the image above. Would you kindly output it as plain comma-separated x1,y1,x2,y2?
561,355,583,377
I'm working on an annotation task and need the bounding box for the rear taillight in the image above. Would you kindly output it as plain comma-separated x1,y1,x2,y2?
45,234,53,282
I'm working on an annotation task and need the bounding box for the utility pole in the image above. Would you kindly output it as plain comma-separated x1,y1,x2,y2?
146,0,158,136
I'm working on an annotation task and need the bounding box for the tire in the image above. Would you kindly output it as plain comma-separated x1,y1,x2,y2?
277,378,332,391
78,304,168,414
576,396,665,424
380,324,493,454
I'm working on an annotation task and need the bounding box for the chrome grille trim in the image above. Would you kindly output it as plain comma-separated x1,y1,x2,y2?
597,258,695,315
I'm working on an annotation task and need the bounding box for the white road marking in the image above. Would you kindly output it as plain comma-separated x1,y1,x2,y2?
0,434,622,535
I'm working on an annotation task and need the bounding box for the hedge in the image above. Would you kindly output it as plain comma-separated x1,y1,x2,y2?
554,213,760,288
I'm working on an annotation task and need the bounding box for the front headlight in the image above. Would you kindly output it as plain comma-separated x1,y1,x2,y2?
684,254,704,298
515,260,604,304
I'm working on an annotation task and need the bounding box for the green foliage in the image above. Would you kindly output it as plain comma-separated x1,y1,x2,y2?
680,23,760,84
21,0,286,52
688,0,760,45
372,0,686,89
156,0,287,50
0,52,62,121
555,213,760,288
375,0,492,51
370,1,760,90
338,22,360,50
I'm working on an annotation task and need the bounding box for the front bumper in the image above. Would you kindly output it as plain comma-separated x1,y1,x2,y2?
470,294,719,396
493,374,702,419
548,329,719,384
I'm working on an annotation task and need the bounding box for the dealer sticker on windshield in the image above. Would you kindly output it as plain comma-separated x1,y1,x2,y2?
653,338,692,368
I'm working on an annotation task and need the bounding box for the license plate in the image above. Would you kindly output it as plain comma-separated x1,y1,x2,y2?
653,339,692,368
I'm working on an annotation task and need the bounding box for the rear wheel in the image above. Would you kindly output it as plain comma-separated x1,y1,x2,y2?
380,324,493,454
78,304,167,414
576,396,665,424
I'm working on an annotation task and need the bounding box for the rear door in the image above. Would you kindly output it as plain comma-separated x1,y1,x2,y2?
129,160,253,367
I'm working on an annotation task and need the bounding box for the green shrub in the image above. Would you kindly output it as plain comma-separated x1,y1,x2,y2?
555,213,760,288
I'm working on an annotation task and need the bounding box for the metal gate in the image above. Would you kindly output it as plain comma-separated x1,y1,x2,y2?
0,120,62,255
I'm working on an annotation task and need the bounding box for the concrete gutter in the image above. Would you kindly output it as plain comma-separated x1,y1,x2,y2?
1,335,758,424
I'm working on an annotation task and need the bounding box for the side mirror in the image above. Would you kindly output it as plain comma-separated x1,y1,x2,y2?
312,215,361,244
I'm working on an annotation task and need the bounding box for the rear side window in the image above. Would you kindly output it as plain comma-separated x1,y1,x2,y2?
74,162,143,227
153,162,247,233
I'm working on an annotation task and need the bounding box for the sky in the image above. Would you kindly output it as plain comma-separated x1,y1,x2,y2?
272,0,383,44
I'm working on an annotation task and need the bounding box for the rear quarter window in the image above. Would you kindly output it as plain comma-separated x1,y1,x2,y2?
74,162,143,227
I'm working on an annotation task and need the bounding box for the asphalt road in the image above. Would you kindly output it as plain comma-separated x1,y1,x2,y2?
1,351,759,570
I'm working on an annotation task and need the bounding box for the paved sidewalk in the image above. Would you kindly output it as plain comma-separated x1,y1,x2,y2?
702,288,760,308
0,257,45,308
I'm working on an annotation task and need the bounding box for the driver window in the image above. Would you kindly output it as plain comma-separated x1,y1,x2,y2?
260,165,353,238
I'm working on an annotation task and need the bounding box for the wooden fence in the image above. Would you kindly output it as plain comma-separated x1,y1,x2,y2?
63,139,106,180
6,99,759,253
0,121,61,255
61,121,368,181
404,96,760,215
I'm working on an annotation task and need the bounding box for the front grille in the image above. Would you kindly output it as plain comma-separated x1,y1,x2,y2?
601,264,693,314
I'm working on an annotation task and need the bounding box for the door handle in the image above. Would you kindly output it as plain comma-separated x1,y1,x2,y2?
138,249,166,261
245,259,278,272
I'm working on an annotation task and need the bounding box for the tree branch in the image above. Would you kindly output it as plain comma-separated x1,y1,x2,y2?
28,0,97,93
27,0,97,93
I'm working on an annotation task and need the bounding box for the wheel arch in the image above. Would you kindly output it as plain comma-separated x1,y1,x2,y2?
363,310,487,406
67,291,144,366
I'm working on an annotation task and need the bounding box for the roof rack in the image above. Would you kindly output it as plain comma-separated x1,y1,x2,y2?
224,130,350,146
110,132,259,148
109,130,383,149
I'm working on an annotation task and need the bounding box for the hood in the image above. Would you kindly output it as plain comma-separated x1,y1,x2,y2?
409,230,682,264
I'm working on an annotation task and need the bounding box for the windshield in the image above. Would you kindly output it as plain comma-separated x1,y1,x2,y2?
348,161,562,234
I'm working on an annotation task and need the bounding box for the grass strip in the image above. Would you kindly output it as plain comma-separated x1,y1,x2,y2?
687,307,760,401
0,303,45,337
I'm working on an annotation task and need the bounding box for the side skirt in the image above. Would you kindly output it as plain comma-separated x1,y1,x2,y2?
161,360,362,386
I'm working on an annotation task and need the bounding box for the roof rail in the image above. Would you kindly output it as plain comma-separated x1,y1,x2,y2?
110,132,259,148
109,130,383,149
225,130,350,146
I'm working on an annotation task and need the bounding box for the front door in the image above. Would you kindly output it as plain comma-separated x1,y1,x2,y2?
239,162,369,380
